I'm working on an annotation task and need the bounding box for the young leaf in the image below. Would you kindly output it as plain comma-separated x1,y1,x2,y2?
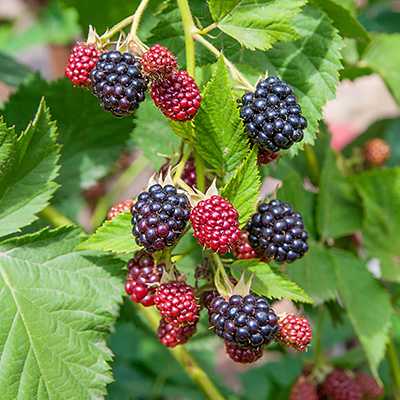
330,249,392,376
220,146,260,227
193,55,249,174
0,99,60,238
209,0,306,51
231,259,313,303
316,146,362,240
0,226,125,399
79,211,139,254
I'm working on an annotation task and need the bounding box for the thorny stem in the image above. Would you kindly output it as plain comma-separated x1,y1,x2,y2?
194,150,206,193
387,334,400,397
304,144,321,186
137,304,226,400
193,33,254,91
39,206,74,227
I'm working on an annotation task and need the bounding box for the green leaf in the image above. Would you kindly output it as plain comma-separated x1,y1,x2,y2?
362,33,400,106
220,146,260,227
312,0,370,40
316,146,362,240
287,242,338,305
79,211,139,254
330,249,392,375
168,120,193,141
0,226,124,399
193,56,249,174
231,259,313,303
0,99,60,238
209,0,306,51
0,52,32,87
350,167,400,283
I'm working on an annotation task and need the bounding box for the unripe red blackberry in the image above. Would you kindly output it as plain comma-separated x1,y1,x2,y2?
245,199,309,263
150,70,202,121
322,370,362,400
240,76,307,152
257,147,280,165
233,231,266,260
225,342,263,364
363,138,391,166
157,317,198,347
275,314,312,351
65,43,102,87
107,199,134,220
141,44,178,78
154,280,199,326
190,195,240,254
355,373,384,400
131,184,191,253
290,379,318,400
209,294,278,348
90,50,147,117
124,250,164,307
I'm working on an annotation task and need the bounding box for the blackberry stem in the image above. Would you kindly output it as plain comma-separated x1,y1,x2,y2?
387,334,400,397
39,206,74,227
137,304,226,400
304,145,320,186
194,150,206,193
197,22,217,35
100,15,135,43
174,145,192,183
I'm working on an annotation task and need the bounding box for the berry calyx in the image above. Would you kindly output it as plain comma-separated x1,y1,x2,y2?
275,314,312,351
289,379,318,400
233,230,267,260
363,138,391,167
190,195,240,254
355,373,384,400
150,70,202,122
141,44,178,79
154,280,199,326
124,250,164,307
245,199,309,263
131,183,191,253
225,342,263,364
157,317,198,347
107,199,134,220
90,50,147,118
65,43,102,88
240,76,307,152
322,370,362,400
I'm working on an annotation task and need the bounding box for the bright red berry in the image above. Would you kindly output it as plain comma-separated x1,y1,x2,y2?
322,370,362,400
154,281,199,326
190,195,240,254
225,342,263,364
355,373,384,400
363,138,391,166
108,199,134,220
150,70,202,122
141,44,177,78
157,317,198,347
124,250,164,307
289,379,318,400
233,231,266,260
275,314,312,351
65,43,102,88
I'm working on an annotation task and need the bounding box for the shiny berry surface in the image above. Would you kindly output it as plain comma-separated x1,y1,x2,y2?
275,314,312,351
157,317,198,347
225,342,263,364
141,44,177,78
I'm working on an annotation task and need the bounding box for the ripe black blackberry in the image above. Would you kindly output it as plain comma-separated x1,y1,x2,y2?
245,199,309,263
131,184,191,252
90,50,147,117
240,76,307,152
209,294,278,348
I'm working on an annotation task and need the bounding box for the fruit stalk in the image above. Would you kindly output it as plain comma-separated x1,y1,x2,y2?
194,150,206,192
39,206,74,227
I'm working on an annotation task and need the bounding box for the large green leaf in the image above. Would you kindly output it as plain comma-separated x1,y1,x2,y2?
220,146,260,227
209,0,306,51
79,211,139,254
0,100,60,238
231,259,313,303
362,33,400,106
193,56,249,174
330,249,392,376
0,226,124,399
316,146,362,240
350,167,400,283
0,53,32,87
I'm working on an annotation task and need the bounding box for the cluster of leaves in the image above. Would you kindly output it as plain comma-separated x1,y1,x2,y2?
0,0,399,399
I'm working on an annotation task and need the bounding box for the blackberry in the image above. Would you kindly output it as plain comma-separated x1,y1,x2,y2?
275,314,312,351
355,373,384,400
256,147,280,165
225,342,263,364
124,250,163,307
290,379,318,400
363,138,391,166
240,76,307,151
233,230,267,260
141,44,177,79
107,199,134,220
245,199,309,263
90,50,147,117
157,317,198,347
209,294,278,348
322,370,362,400
131,184,191,253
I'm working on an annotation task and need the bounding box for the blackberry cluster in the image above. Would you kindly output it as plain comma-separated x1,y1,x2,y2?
209,294,278,348
131,184,191,253
90,50,147,117
157,318,198,347
240,76,307,152
246,199,309,263
225,342,263,364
